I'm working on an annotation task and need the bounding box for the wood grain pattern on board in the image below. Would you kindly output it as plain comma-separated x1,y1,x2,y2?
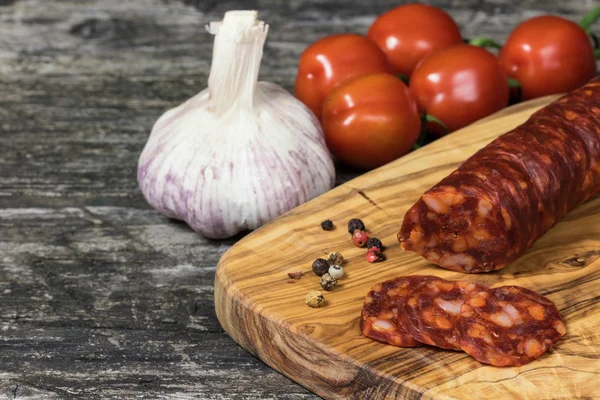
214,94,600,400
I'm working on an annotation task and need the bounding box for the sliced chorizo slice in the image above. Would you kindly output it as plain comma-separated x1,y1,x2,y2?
458,285,566,366
361,275,441,347
398,76,600,273
398,279,487,350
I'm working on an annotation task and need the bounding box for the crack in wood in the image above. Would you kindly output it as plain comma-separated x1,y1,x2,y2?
353,189,391,217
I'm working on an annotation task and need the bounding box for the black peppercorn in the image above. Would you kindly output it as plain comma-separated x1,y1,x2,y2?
320,219,334,231
367,237,383,250
347,218,366,234
312,258,330,276
327,252,344,266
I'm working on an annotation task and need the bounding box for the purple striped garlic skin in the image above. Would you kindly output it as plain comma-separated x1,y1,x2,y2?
137,81,335,239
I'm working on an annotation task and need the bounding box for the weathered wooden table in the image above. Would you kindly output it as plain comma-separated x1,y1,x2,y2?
1,0,596,398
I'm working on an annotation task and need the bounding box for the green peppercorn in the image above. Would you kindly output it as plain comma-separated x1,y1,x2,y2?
320,273,337,291
327,252,344,266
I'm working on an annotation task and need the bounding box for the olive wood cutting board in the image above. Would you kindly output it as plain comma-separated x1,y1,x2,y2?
214,94,600,400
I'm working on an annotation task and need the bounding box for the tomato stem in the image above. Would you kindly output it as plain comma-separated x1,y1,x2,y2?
507,78,520,88
413,114,450,150
397,73,409,84
468,37,503,50
413,128,427,150
595,48,600,59
591,33,600,50
507,78,523,104
414,115,428,150
412,139,424,150
425,114,448,132
580,5,600,31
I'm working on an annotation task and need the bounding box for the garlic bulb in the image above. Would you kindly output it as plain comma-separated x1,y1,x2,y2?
137,10,335,239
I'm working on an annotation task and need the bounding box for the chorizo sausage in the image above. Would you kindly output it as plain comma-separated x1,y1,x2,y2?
398,279,486,350
398,77,600,273
361,275,441,347
458,286,566,366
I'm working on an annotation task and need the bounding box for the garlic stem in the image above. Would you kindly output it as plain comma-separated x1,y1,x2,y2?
206,10,268,116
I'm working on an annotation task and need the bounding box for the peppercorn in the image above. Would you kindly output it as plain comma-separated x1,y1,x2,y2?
366,247,385,263
312,258,330,276
320,219,334,231
367,237,383,250
305,290,325,308
347,218,366,234
352,230,369,247
320,273,337,291
327,251,344,266
328,264,344,279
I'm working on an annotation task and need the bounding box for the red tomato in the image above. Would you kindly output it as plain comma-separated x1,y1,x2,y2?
322,73,422,170
367,3,463,77
294,34,391,120
409,44,509,134
498,16,596,100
